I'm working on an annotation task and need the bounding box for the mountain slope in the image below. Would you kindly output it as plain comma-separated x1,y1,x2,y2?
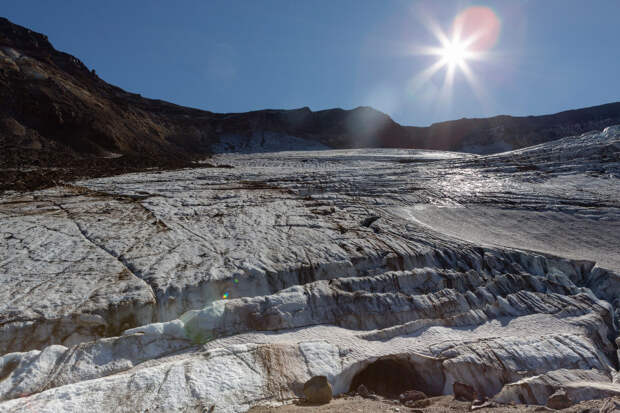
411,103,620,153
1,16,620,171
0,17,217,163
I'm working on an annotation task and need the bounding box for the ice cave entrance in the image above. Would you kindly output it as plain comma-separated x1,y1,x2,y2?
348,357,444,398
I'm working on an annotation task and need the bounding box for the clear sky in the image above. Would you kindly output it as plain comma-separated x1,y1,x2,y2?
4,1,619,125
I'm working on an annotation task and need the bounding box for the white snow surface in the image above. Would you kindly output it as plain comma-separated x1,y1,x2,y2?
0,127,619,411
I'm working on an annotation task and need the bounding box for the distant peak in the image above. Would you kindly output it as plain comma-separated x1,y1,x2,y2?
353,105,381,112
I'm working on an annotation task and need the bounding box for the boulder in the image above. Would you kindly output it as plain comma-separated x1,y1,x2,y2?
303,376,332,404
453,382,476,401
356,384,370,397
361,216,380,227
546,389,572,410
400,390,427,403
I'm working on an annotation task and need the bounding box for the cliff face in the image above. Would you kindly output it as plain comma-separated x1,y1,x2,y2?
2,15,620,169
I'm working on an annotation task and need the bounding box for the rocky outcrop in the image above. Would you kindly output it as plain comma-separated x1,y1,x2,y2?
0,17,215,160
454,383,476,402
546,389,572,410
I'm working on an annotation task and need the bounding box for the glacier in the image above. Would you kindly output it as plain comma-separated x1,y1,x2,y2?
0,126,619,411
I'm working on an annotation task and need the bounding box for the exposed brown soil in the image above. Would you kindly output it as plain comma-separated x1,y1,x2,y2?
248,395,616,413
0,153,204,193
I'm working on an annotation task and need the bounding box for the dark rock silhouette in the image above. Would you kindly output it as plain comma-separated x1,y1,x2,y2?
2,15,620,187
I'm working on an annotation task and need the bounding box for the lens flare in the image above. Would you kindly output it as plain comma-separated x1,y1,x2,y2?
453,6,500,53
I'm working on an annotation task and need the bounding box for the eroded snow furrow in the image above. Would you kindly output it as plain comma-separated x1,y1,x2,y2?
1,243,616,403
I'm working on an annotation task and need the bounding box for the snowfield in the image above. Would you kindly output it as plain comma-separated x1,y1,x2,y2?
0,127,619,412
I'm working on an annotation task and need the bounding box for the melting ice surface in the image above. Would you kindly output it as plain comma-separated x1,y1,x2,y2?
0,127,619,411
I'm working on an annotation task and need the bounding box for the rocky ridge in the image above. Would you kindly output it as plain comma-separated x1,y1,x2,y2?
2,16,620,192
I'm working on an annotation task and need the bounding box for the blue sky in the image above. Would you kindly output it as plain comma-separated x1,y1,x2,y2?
4,1,619,125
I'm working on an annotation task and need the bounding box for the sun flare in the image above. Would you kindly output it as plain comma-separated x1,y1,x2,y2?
409,6,501,109
440,39,470,67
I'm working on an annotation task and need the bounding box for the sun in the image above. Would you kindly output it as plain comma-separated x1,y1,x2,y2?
409,6,501,107
439,39,470,67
